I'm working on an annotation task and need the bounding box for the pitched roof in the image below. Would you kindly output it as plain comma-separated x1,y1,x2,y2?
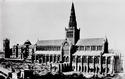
76,38,105,46
24,40,31,45
36,38,106,46
36,39,64,46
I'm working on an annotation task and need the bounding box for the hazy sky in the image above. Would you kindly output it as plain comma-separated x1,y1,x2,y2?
0,0,125,56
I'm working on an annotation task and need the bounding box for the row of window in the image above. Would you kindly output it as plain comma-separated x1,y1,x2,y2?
36,54,111,64
72,56,111,64
66,33,73,38
37,55,70,63
36,54,60,63
78,46,103,51
102,56,111,64
72,56,100,63
36,46,61,51
36,46,102,51
12,48,33,54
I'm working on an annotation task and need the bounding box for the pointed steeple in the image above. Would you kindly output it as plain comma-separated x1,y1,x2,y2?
65,2,80,45
69,2,77,28
105,35,108,43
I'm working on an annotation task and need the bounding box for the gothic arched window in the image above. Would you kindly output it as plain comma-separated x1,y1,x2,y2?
63,42,70,55
88,56,93,63
107,57,111,64
94,56,99,64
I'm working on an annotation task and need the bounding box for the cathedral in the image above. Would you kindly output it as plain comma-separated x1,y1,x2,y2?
10,3,122,76
34,3,122,76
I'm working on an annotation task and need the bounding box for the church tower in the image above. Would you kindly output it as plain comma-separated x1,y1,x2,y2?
65,3,80,45
3,38,11,58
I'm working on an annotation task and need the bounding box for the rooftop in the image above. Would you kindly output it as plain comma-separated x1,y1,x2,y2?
76,38,106,46
36,39,64,46
36,38,106,46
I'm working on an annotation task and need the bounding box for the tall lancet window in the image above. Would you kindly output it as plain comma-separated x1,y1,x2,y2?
63,42,70,55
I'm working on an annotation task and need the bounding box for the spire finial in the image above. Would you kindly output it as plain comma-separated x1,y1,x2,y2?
105,35,108,43
72,2,74,9
71,2,75,16
69,2,77,28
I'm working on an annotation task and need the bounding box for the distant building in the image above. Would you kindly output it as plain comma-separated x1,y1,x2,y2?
3,38,11,58
11,40,34,60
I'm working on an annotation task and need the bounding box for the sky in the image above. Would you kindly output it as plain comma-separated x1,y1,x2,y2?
0,0,125,57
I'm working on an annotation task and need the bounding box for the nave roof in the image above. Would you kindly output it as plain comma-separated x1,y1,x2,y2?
76,38,106,46
36,38,106,46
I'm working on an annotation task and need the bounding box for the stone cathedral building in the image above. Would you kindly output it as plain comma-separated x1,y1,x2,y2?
11,3,122,76
34,3,122,75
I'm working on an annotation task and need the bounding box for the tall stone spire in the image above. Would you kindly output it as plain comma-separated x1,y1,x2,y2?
65,2,80,45
69,2,77,28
